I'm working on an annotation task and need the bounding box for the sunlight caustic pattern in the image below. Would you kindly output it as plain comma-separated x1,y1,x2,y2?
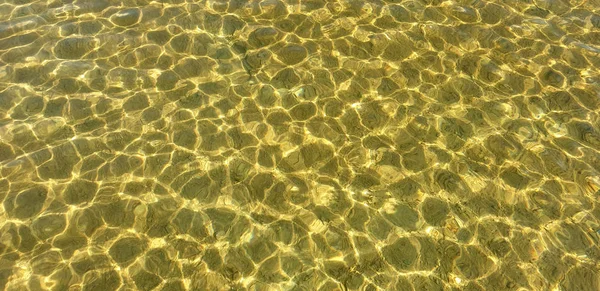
1,0,600,290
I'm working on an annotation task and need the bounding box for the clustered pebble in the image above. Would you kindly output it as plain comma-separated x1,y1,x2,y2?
1,0,600,290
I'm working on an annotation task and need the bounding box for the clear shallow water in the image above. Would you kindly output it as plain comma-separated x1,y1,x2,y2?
0,0,600,290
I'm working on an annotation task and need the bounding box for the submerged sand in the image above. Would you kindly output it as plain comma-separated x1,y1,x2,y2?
1,0,600,290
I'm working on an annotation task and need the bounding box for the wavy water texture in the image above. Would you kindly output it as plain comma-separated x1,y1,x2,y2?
0,0,600,290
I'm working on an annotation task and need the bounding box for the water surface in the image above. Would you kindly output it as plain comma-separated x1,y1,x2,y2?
1,0,600,290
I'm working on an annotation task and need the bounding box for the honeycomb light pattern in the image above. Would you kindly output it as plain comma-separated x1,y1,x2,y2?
1,0,600,290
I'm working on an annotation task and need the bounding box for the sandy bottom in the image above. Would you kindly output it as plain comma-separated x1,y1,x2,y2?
1,0,600,290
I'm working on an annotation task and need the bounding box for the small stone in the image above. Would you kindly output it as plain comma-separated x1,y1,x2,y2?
68,99,92,120
477,62,501,83
256,256,286,283
270,219,293,244
289,102,317,121
132,270,161,291
243,49,271,73
54,37,96,59
322,260,349,281
31,250,62,276
161,281,185,291
412,275,446,291
179,175,214,202
202,247,223,271
295,85,318,100
383,203,420,230
278,150,305,173
256,85,278,107
174,57,213,79
205,207,237,236
4,186,47,219
560,264,600,291
394,276,414,291
244,236,278,263
435,85,461,104
12,96,44,118
486,237,511,258
105,131,137,151
378,78,400,96
448,5,478,22
272,67,300,88
300,142,333,168
123,93,150,112
480,3,508,24
402,145,427,172
276,44,308,65
16,225,38,253
537,251,567,284
73,207,103,237
389,5,414,22
109,237,146,267
156,70,180,91
172,208,209,240
452,77,483,98
111,8,141,27
169,33,190,53
222,15,246,36
198,80,228,95
147,30,171,45
0,143,15,163
555,222,594,254
173,127,198,150
421,197,450,226
389,178,421,201
54,232,87,258
63,179,98,205
44,98,67,117
382,40,413,62
179,92,208,109
227,127,259,150
382,237,417,271
223,247,255,278
145,200,178,237
99,199,138,228
539,67,565,88
500,166,530,189
227,216,251,244
248,27,280,48
456,245,494,279
434,169,463,193
280,254,302,277
366,214,393,240
351,173,380,190
229,158,253,183
82,270,121,291
31,214,67,240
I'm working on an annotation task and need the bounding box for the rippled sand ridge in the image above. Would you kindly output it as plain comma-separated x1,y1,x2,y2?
1,0,600,290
